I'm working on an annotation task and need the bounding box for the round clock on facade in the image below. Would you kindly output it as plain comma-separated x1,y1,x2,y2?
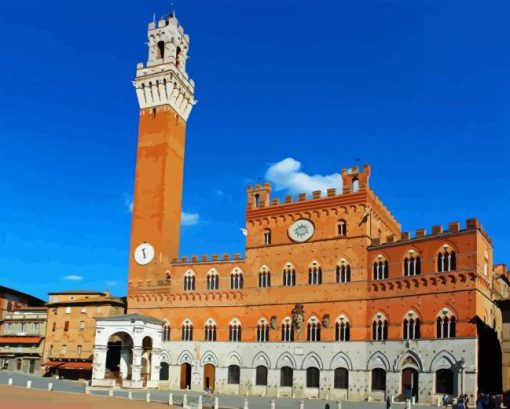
134,243,155,265
288,219,315,242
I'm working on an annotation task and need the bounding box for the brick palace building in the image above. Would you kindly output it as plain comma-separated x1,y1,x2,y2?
91,10,507,403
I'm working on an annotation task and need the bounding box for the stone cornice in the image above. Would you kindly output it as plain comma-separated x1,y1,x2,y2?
134,63,195,121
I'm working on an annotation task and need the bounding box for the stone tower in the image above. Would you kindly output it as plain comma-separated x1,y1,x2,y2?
128,11,195,287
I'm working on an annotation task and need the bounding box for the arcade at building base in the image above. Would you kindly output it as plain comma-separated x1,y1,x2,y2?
157,338,476,404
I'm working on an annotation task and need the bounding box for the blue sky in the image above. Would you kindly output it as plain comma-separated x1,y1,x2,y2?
0,1,508,300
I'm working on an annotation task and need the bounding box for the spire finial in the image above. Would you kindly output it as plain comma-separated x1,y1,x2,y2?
170,1,175,18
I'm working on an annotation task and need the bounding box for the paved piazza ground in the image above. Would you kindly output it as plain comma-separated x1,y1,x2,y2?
0,372,437,409
0,385,169,408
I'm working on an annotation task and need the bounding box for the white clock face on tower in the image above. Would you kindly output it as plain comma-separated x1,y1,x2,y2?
134,243,155,265
288,219,315,242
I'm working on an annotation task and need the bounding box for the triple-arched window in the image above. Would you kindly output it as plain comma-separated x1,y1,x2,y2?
373,256,389,280
308,261,322,285
204,319,217,342
281,317,294,342
283,263,296,287
259,266,271,288
230,268,244,289
404,251,421,276
184,270,195,291
372,313,388,341
336,259,351,283
207,269,219,290
257,318,269,342
403,312,420,340
307,317,321,342
438,245,456,272
229,319,242,342
181,319,193,341
335,316,350,341
437,308,456,338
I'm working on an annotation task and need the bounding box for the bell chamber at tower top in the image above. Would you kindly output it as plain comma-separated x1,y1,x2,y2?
134,12,196,121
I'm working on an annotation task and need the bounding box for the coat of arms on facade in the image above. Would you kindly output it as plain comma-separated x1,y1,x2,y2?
270,316,278,330
291,304,305,334
322,314,330,328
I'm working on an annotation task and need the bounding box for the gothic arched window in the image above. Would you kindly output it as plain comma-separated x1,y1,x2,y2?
229,319,242,342
184,270,195,291
307,317,321,342
204,319,217,342
436,308,456,339
308,261,322,285
335,316,350,341
336,259,351,283
259,266,271,288
230,268,243,289
283,263,296,287
281,317,294,342
163,322,171,341
207,269,219,290
437,245,457,272
404,251,421,276
181,320,193,341
372,314,388,341
403,311,420,340
373,255,389,280
257,319,269,342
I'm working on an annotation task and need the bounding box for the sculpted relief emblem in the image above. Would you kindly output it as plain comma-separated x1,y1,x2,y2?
291,304,305,334
322,314,330,328
270,316,278,330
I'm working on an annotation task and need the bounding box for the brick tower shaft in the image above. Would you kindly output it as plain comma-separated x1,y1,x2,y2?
128,12,195,288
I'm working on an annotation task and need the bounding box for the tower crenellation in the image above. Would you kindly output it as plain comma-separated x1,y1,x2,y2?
134,12,195,120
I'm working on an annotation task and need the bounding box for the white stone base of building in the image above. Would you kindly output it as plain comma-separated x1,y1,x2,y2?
157,338,477,404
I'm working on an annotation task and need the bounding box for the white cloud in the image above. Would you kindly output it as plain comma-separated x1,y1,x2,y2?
63,274,83,281
106,280,118,287
181,212,200,226
265,157,342,194
124,195,133,213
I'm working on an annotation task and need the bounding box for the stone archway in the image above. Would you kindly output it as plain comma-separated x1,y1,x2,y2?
105,332,133,384
141,336,153,383
91,313,164,389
